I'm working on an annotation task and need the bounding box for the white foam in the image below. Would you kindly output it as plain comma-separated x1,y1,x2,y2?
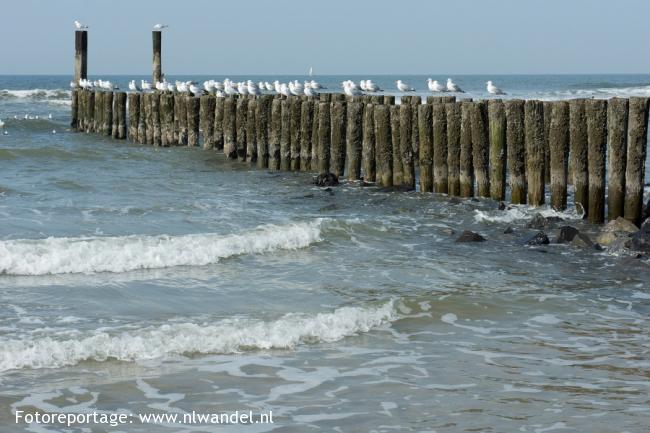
0,220,324,275
0,300,396,372
474,204,583,224
0,89,71,99
529,314,562,325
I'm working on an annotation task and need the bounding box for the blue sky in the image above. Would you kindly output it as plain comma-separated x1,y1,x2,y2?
2,0,650,75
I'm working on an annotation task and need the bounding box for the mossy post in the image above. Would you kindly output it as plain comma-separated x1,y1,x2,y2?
374,104,392,187
569,99,588,215
330,101,347,177
384,95,396,105
606,98,628,221
76,90,84,131
246,98,258,163
362,103,376,182
624,97,650,225
290,97,302,170
390,105,403,186
280,99,291,170
151,93,161,145
445,102,461,196
549,101,570,210
160,93,174,146
427,96,456,104
310,101,320,171
236,97,248,160
410,96,421,160
127,93,140,141
175,94,188,145
71,89,80,130
186,95,200,147
346,102,363,180
213,97,225,150
111,92,119,138
299,99,313,171
256,96,272,168
432,103,448,194
488,99,506,201
200,95,216,150
459,102,474,197
115,91,127,139
269,98,282,169
223,97,237,159
585,99,608,224
524,100,546,206
505,100,526,204
152,31,162,85
74,30,87,86
102,91,113,136
418,104,433,192
543,101,553,184
470,101,490,198
93,91,103,134
137,93,147,144
317,101,331,174
400,103,416,190
143,93,154,144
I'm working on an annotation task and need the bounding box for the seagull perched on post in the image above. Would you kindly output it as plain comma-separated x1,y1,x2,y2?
74,20,89,30
153,24,169,30
427,79,446,92
395,80,415,92
486,81,506,95
446,78,465,93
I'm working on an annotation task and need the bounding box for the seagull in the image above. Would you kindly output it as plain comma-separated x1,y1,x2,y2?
141,80,152,91
247,81,261,96
280,83,291,98
310,80,324,89
304,82,319,97
203,80,216,93
216,90,225,98
487,80,506,95
237,82,249,95
153,24,169,30
365,80,382,92
427,79,446,92
52,129,57,134
446,78,464,93
189,82,201,96
265,82,273,91
224,81,238,95
74,20,88,30
343,81,363,96
396,80,414,92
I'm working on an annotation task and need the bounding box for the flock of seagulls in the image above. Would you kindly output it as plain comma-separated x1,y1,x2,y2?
75,78,118,91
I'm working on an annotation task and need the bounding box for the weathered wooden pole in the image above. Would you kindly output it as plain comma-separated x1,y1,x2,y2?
374,104,392,187
446,102,461,196
159,93,174,146
459,102,474,197
115,91,127,139
223,97,237,158
400,104,416,190
111,92,120,138
384,95,396,105
317,101,331,173
256,96,272,168
549,101,570,210
174,94,188,145
76,90,84,131
103,92,114,136
137,93,147,143
246,98,258,162
432,103,448,194
71,89,80,129
279,99,291,170
127,93,140,141
390,105,403,186
505,100,526,204
427,96,456,104
585,99,607,224
524,100,546,206
186,96,200,147
299,99,314,171
330,101,346,177
470,101,490,198
569,99,589,215
362,103,376,182
74,31,88,86
310,101,320,171
236,97,248,160
93,91,103,134
144,93,154,144
543,101,553,185
200,95,216,149
346,102,363,180
213,97,225,150
606,98,628,221
268,98,282,169
624,97,650,225
488,100,506,201
410,96,421,160
152,31,162,85
290,97,302,170
418,104,433,192
151,93,161,145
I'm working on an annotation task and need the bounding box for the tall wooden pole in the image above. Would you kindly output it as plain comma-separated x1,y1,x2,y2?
152,31,162,84
74,31,88,85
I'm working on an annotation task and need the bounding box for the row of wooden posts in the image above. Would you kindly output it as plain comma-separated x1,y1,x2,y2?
71,90,650,226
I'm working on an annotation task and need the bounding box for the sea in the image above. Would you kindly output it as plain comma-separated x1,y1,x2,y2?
0,74,649,433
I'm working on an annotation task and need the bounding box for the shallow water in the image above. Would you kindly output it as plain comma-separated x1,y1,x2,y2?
0,75,649,433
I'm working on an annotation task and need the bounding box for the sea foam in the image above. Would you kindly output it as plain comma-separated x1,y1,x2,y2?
0,300,397,371
0,220,324,275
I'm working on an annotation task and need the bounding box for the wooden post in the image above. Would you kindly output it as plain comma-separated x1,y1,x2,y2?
299,99,314,171
200,95,216,150
223,97,237,158
94,91,103,134
152,31,162,85
488,100,506,201
549,101,570,210
585,99,608,224
137,93,147,143
470,101,490,198
236,97,248,160
186,96,200,147
418,104,433,192
280,99,291,170
607,98,628,221
256,96,272,168
290,97,302,170
127,93,140,141
446,102,461,196
310,101,320,171
159,93,174,146
214,97,225,150
505,100,526,204
543,101,553,184
330,101,346,177
374,104,392,187
384,95,396,105
346,102,363,180
317,101,331,173
112,92,120,138
432,103,448,194
427,96,456,104
175,94,188,145
400,104,416,190
362,103,376,182
410,96,421,160
71,89,79,129
115,91,127,139
151,93,161,145
524,100,546,206
390,105,403,186
76,90,84,131
103,92,113,136
269,98,282,169
74,31,88,86
624,97,650,225
246,98,258,162
459,102,474,197
569,99,589,214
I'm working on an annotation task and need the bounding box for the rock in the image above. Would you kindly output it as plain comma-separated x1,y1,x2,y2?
455,230,486,242
571,232,594,249
313,172,339,187
503,226,514,234
470,198,480,202
556,226,579,244
319,204,338,212
526,213,563,229
498,201,507,210
630,221,650,253
449,197,462,205
596,217,638,246
526,231,550,245
594,243,604,251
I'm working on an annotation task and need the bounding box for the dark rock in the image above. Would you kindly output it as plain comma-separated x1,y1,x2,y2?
455,230,486,242
313,172,339,187
597,217,638,246
556,226,579,244
526,231,550,246
594,243,604,251
503,226,514,234
498,201,507,211
630,221,650,253
526,213,563,229
449,197,462,205
571,232,594,249
470,198,480,202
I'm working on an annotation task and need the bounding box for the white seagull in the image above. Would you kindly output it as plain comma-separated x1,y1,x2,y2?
396,80,414,92
304,82,319,97
427,79,446,92
189,82,201,96
74,20,88,30
446,78,464,93
487,81,506,95
153,24,169,30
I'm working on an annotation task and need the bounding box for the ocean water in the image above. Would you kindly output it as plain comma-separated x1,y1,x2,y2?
1,74,650,433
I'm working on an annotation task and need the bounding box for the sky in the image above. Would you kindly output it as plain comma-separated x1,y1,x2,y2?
1,0,650,75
